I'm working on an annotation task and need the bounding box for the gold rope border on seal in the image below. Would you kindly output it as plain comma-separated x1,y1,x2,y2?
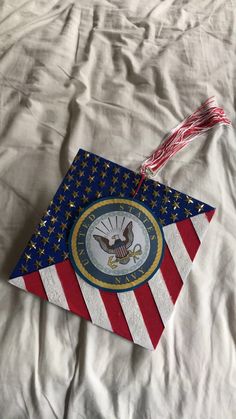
70,198,164,291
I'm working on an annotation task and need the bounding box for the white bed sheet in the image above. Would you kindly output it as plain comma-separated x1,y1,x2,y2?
0,1,235,418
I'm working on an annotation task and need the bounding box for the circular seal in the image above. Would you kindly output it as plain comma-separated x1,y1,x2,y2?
69,198,165,292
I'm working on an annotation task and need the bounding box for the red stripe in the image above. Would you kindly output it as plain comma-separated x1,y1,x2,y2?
23,271,48,300
55,260,91,321
205,209,215,222
160,245,183,303
100,291,133,341
176,219,200,261
121,248,126,257
134,283,164,348
117,249,122,258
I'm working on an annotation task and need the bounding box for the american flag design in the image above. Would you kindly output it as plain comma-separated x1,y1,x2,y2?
9,149,215,350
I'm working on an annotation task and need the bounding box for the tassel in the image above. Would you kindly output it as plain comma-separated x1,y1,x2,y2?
140,97,231,178
132,97,231,197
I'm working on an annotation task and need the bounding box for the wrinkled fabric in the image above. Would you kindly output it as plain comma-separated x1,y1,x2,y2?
0,1,235,418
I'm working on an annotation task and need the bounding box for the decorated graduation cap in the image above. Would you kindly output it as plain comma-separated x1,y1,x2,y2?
9,98,230,350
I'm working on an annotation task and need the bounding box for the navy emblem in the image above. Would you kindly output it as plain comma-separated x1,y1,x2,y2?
69,198,165,292
93,220,142,268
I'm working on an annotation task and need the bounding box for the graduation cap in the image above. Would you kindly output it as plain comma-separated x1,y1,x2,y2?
9,98,230,350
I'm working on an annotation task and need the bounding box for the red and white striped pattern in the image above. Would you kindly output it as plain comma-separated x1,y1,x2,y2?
115,245,128,259
9,210,215,350
140,97,231,177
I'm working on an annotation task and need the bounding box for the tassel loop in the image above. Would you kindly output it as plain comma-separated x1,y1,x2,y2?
132,173,146,198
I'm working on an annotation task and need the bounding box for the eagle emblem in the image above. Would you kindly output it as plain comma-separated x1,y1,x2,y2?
93,220,142,269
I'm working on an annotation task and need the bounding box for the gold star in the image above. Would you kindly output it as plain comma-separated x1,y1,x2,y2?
82,195,89,204
57,232,64,242
47,256,55,264
119,192,125,197
70,164,76,172
101,171,107,179
40,220,47,228
113,167,120,174
62,251,69,259
184,208,192,217
185,196,194,205
65,211,72,220
21,264,28,273
109,186,116,194
53,243,60,252
85,186,92,194
140,194,147,202
81,161,88,168
37,248,45,256
150,200,157,208
153,190,159,198
131,188,136,195
29,240,36,250
54,205,61,213
67,174,74,182
154,182,161,188
78,170,85,177
162,196,170,204
24,253,31,261
160,206,167,214
88,175,94,183
76,180,81,188
91,166,98,174
196,203,204,212
68,201,75,208
46,209,51,216
60,222,67,231
133,177,140,186
143,184,149,192
51,216,58,224
96,191,102,199
84,152,90,159
41,236,49,245
63,184,70,192
164,186,172,194
59,194,65,203
171,213,178,222
121,182,128,189
99,181,105,188
78,206,83,212
72,191,78,198
174,191,181,200
159,218,166,226
47,226,55,235
112,176,118,184
34,260,42,269
123,173,130,180
94,156,100,164
172,201,180,210
103,162,110,169
35,230,41,236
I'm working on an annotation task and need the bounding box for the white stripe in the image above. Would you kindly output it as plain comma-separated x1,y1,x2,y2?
118,291,153,350
163,223,192,282
190,213,209,241
76,274,112,332
39,266,69,310
148,271,174,326
9,276,26,290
